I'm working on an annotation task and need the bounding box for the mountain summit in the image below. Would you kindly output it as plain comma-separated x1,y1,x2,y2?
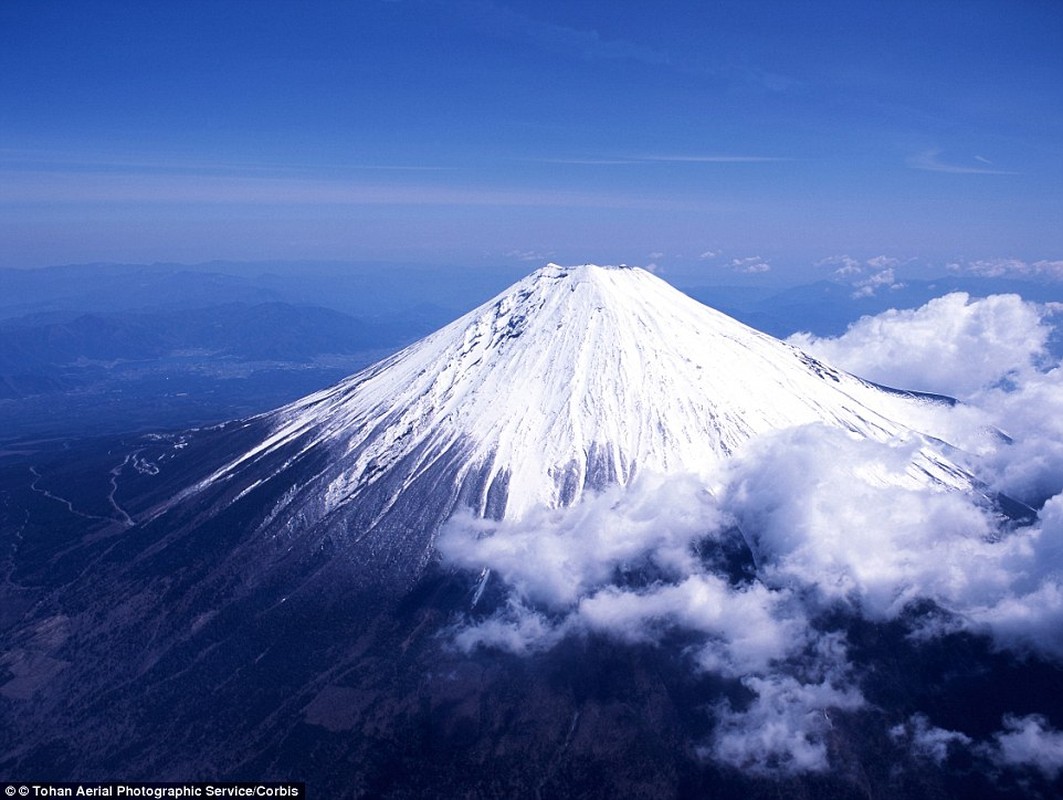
149,264,972,581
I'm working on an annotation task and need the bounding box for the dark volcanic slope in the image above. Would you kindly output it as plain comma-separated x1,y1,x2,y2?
2,435,1060,799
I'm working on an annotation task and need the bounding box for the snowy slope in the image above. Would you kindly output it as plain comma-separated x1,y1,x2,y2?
149,264,978,578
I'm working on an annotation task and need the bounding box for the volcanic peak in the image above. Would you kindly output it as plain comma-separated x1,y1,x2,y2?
180,263,975,552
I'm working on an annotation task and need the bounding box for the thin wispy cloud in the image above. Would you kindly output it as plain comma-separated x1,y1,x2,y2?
535,158,646,165
535,154,789,165
456,0,669,67
640,154,790,164
907,149,1018,175
504,249,555,262
0,168,723,213
947,257,1063,281
0,148,453,175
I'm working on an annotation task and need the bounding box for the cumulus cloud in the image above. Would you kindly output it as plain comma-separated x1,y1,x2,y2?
787,293,1052,397
575,574,804,677
439,473,723,609
439,436,1063,771
815,254,909,295
787,292,1063,504
985,714,1063,779
729,256,771,274
725,426,998,617
948,258,1063,281
709,673,863,775
891,715,972,764
449,597,563,655
439,469,870,775
851,267,904,298
978,386,1063,506
867,254,900,270
817,254,863,277
441,474,805,679
726,425,1063,658
892,712,1063,777
438,291,1063,777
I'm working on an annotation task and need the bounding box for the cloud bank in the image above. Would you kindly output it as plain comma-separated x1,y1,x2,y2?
987,714,1063,779
907,149,1018,175
438,291,1063,778
788,291,1063,505
788,292,1052,397
948,258,1063,281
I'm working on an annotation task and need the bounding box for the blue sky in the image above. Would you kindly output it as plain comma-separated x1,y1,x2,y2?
1,0,1061,283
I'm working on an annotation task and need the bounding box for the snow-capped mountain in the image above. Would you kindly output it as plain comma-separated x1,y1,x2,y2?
147,264,973,581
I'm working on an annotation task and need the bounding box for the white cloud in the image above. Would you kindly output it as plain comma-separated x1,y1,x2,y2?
438,292,1063,776
439,473,723,609
725,424,1063,658
575,575,804,677
817,254,910,288
973,369,1063,504
724,426,998,616
851,267,903,298
441,473,807,679
907,149,1018,175
439,430,1063,770
893,712,1063,777
439,439,1063,770
866,255,899,270
699,250,721,260
948,258,1063,281
891,715,972,764
787,292,1063,505
986,714,1063,779
729,256,771,274
709,674,863,775
817,254,862,277
787,292,1051,397
440,470,866,776
504,249,555,262
449,597,563,655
